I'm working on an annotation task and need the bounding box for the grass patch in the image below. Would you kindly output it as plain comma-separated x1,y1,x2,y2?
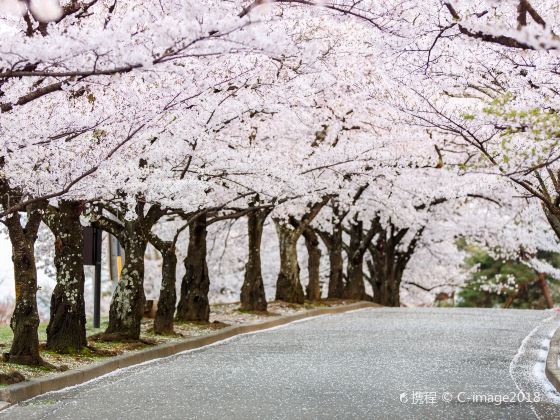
0,317,109,348
0,323,49,347
0,325,13,346
85,318,110,336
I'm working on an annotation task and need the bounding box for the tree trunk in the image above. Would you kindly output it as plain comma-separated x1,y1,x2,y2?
176,216,210,322
503,283,526,309
91,202,162,341
367,222,420,307
303,227,321,301
538,272,554,309
44,201,87,353
366,259,383,304
105,229,147,340
154,247,177,334
4,208,43,365
240,210,268,311
343,221,366,299
543,207,560,241
369,247,406,307
327,225,344,299
274,221,305,304
381,265,404,307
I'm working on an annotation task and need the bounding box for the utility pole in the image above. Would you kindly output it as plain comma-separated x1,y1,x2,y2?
93,227,102,328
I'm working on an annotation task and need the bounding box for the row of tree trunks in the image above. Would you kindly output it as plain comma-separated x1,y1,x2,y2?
177,215,210,322
2,198,328,362
366,222,422,307
274,197,331,304
43,201,87,353
369,259,404,307
3,193,411,364
319,190,369,299
240,209,269,311
502,272,554,309
342,216,382,300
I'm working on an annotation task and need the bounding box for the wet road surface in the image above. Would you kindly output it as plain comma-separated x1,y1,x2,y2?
3,307,560,419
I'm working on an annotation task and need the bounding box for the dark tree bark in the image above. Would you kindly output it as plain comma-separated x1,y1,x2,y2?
318,223,345,299
274,197,330,304
342,216,380,300
148,234,178,335
149,221,189,334
43,201,87,353
317,189,368,299
1,197,44,365
367,222,423,307
92,201,163,340
343,220,366,299
303,227,321,301
240,209,269,311
538,272,554,309
176,215,210,322
105,228,148,339
154,247,177,334
543,206,560,241
367,257,405,307
328,226,344,298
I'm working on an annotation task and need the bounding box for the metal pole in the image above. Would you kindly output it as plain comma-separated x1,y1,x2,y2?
93,228,102,328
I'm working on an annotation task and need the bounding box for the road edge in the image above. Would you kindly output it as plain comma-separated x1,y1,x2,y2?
0,301,379,407
546,323,560,392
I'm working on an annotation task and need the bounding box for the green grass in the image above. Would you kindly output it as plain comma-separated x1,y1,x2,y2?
0,317,110,347
0,317,152,381
0,324,13,345
0,322,48,346
85,318,109,336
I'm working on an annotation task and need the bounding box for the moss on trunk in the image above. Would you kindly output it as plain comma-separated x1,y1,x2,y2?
3,204,43,365
44,201,87,353
105,231,147,340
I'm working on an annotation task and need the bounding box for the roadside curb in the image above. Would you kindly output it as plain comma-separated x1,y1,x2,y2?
0,301,378,407
546,324,560,392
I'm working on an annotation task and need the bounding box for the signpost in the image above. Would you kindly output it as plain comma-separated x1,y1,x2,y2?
83,226,103,328
108,235,123,285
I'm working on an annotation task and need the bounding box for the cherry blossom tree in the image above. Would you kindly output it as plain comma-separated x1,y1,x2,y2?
2,0,559,368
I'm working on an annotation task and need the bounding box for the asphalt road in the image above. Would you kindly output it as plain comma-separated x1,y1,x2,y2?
3,307,560,420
